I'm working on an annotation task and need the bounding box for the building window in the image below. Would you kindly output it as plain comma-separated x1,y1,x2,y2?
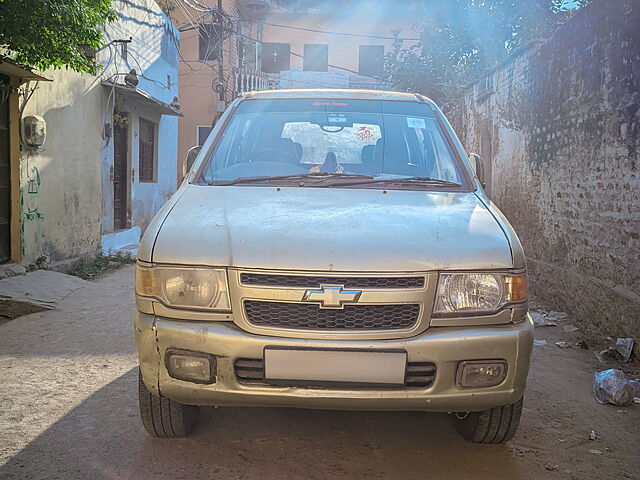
359,45,384,76
303,44,328,72
199,24,220,62
261,42,290,73
197,125,213,146
139,118,157,183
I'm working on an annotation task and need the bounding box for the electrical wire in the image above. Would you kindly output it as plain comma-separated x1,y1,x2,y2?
261,21,420,41
174,1,218,64
237,31,389,84
175,0,214,44
128,51,171,89
215,8,419,41
175,4,393,96
18,82,39,150
179,0,212,13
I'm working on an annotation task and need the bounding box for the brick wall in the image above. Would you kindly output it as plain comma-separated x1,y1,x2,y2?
450,0,640,340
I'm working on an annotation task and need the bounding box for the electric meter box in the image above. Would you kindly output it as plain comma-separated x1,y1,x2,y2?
22,115,46,147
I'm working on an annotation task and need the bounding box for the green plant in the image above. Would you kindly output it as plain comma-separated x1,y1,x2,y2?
67,251,135,280
383,0,591,108
0,0,117,73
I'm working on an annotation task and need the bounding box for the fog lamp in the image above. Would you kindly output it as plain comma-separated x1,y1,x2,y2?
166,350,215,384
457,360,507,388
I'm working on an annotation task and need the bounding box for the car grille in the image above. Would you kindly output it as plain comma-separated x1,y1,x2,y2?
240,273,425,289
244,301,420,330
234,358,436,388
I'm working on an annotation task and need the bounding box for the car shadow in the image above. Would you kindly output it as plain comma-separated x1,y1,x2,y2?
1,367,521,480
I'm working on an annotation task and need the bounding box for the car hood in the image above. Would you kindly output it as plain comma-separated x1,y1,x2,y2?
147,185,513,272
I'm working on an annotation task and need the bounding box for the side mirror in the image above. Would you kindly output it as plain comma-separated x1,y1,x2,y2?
468,153,486,188
185,145,202,173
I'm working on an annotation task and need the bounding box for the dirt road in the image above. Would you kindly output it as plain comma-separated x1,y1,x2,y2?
0,266,638,479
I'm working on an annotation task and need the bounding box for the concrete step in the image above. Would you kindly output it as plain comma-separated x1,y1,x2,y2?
0,270,90,321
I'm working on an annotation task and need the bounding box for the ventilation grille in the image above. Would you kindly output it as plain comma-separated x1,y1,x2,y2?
240,273,425,289
405,362,437,387
244,301,420,330
234,358,436,388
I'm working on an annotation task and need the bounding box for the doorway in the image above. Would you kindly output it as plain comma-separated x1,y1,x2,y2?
113,114,129,230
0,74,10,263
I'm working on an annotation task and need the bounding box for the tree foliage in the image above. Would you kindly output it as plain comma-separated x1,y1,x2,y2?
0,0,117,73
384,0,591,107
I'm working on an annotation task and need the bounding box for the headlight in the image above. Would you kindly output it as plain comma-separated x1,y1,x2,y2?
433,272,527,316
136,265,231,311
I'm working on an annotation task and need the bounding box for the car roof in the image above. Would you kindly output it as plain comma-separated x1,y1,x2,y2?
241,88,437,106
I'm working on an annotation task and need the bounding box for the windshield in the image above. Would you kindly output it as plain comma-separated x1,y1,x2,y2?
199,99,467,188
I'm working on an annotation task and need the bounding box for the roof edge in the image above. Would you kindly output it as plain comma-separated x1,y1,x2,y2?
242,88,435,104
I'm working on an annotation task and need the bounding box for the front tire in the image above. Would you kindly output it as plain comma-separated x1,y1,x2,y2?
138,369,200,437
453,397,523,444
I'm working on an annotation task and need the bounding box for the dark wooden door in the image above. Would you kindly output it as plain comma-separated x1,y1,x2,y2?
0,75,11,263
113,120,128,230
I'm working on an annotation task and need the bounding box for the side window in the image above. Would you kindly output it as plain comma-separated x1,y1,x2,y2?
139,118,156,183
197,126,212,146
359,45,384,76
261,43,290,73
199,24,219,62
414,119,460,182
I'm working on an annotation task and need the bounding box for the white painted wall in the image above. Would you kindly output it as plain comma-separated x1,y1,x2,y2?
100,0,180,235
20,0,179,266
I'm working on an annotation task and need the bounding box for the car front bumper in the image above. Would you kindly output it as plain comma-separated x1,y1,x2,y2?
135,312,534,412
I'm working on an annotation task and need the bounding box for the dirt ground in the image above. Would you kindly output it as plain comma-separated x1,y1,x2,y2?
0,265,638,480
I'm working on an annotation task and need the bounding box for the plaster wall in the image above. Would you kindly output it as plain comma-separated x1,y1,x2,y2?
21,71,103,265
262,6,417,77
449,0,640,339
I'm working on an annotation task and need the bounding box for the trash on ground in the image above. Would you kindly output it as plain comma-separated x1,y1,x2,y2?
589,449,602,455
595,348,617,362
563,325,579,333
575,339,589,349
593,369,635,407
588,430,597,440
534,339,548,346
546,311,568,321
631,379,640,404
595,338,635,363
545,463,559,471
531,313,557,327
615,338,634,362
555,341,572,349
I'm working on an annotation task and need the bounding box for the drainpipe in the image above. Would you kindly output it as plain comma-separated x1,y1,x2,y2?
217,0,225,105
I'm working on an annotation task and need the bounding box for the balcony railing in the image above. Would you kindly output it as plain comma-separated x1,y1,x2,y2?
234,68,276,96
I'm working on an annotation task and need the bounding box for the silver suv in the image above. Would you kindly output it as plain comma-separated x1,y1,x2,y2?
134,89,533,443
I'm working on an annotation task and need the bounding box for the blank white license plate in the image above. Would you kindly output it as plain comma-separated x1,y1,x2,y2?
264,348,407,384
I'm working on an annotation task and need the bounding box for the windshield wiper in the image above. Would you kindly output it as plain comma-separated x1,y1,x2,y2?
209,172,374,186
327,176,462,188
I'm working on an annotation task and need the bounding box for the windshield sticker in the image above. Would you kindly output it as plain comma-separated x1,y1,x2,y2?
356,126,375,141
328,114,347,124
407,117,427,129
312,101,348,106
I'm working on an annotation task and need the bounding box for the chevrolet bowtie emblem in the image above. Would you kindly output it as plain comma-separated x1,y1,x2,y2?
302,285,363,309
